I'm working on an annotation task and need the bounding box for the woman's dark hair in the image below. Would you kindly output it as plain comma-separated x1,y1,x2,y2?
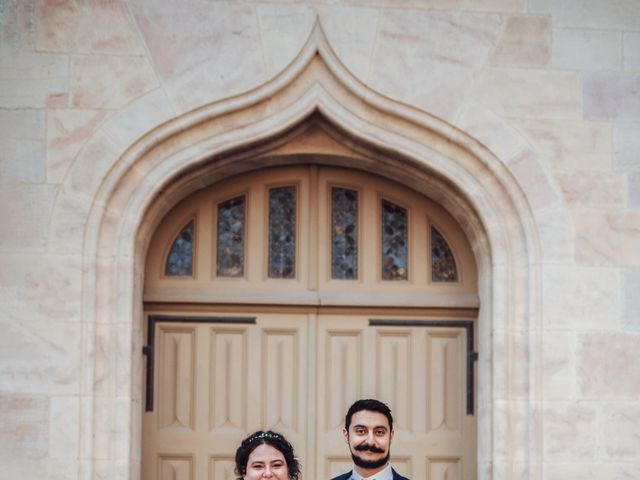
234,430,301,480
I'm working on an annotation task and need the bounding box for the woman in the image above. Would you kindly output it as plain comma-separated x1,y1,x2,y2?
235,430,301,480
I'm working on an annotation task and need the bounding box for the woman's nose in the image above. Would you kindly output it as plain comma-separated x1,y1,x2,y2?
263,466,273,477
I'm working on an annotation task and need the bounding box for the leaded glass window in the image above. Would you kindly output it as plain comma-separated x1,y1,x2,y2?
216,196,245,277
431,226,458,282
268,186,296,278
165,219,194,276
381,200,408,281
331,187,358,279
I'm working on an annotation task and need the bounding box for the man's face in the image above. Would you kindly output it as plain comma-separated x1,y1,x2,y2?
343,409,393,470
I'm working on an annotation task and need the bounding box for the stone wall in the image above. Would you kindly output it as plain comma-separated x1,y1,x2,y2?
0,1,638,479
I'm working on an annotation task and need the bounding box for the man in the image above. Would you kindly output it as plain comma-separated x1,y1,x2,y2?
331,398,410,480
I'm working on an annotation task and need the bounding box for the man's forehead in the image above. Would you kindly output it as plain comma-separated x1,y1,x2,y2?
350,409,390,428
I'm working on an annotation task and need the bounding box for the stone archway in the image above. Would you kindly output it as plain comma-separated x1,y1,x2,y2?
68,22,542,480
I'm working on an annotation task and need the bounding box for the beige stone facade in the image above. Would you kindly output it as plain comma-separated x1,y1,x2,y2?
1,1,639,479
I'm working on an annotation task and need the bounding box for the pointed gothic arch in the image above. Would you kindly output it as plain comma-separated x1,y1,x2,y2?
70,21,542,480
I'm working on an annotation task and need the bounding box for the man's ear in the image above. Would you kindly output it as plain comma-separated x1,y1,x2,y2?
342,427,349,444
390,429,394,441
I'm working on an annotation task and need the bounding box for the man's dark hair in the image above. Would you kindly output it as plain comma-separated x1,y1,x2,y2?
344,398,394,431
234,430,301,480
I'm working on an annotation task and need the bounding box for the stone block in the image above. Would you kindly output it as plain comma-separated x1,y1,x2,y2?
348,0,526,12
0,314,81,395
577,332,640,399
49,396,80,459
552,28,621,71
542,332,576,400
101,88,174,150
0,252,82,321
613,122,640,171
256,4,316,79
505,150,560,210
0,110,46,183
0,185,58,248
316,5,382,82
542,266,620,329
624,32,640,72
600,404,640,460
552,0,640,31
622,269,640,329
545,463,640,480
0,395,48,459
629,172,640,207
47,93,68,109
473,68,581,119
0,51,68,108
573,209,640,266
543,403,596,460
133,2,265,113
492,401,536,461
70,55,159,110
113,397,133,460
535,206,574,262
456,101,531,162
66,132,121,199
46,109,109,184
370,10,502,121
92,321,117,397
2,458,79,480
0,110,44,140
0,138,45,183
115,324,134,398
48,191,93,254
555,171,626,206
490,15,550,67
515,119,612,172
584,73,640,121
527,0,551,13
36,0,143,54
0,0,36,51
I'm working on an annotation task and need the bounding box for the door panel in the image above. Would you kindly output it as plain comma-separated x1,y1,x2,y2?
142,313,309,480
316,314,475,480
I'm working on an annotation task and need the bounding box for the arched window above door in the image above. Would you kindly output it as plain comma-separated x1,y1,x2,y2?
145,165,477,307
164,218,195,277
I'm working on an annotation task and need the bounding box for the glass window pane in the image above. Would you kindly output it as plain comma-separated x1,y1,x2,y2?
165,220,194,276
331,187,358,280
381,200,408,281
216,196,245,277
431,226,458,282
268,186,296,279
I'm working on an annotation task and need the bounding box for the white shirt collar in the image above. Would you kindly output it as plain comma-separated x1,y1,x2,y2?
349,463,394,480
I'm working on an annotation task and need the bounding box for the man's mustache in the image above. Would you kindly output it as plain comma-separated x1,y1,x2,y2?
354,444,385,453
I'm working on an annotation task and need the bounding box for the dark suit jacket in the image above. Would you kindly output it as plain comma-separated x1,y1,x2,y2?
330,467,410,480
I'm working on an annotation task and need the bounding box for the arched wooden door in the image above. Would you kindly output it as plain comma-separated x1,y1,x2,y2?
142,166,478,480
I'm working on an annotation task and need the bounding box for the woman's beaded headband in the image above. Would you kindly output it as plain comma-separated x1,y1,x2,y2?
245,431,282,444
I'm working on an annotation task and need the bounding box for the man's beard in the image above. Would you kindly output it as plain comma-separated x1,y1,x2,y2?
350,444,390,470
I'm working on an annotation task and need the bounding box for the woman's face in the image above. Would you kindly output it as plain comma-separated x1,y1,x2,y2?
244,443,289,480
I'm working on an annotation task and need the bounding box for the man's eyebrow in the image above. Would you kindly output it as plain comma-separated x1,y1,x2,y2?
352,424,387,429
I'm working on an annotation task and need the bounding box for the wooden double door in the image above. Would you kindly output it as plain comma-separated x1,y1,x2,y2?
141,308,476,480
